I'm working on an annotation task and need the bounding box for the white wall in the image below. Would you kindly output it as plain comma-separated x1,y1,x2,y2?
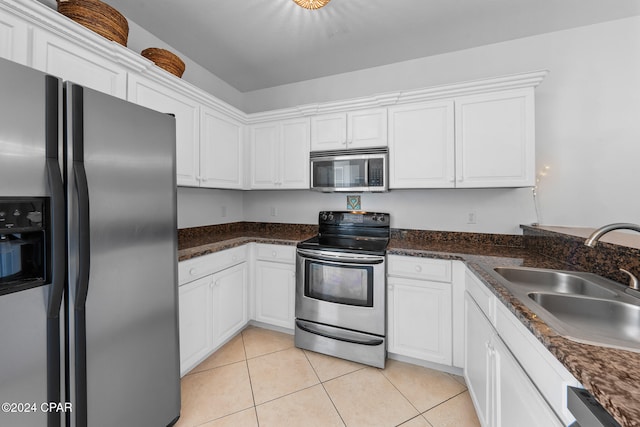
243,189,536,235
177,188,243,229
240,17,640,231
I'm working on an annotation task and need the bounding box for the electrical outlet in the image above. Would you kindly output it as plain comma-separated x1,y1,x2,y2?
467,211,477,224
270,207,277,217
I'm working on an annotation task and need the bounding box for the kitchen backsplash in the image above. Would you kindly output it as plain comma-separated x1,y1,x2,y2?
522,225,640,285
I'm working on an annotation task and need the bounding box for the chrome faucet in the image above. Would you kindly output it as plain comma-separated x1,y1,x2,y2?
584,223,640,247
584,223,640,297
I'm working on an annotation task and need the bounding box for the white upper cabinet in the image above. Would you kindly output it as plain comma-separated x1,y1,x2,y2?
0,8,28,65
455,88,535,188
200,106,243,189
389,89,535,189
31,27,127,98
389,101,455,188
250,118,310,189
311,108,387,151
128,74,200,187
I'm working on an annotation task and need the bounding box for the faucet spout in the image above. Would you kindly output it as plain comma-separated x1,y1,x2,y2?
584,223,640,247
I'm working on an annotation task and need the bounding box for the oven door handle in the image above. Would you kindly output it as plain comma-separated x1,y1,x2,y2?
296,320,384,346
297,249,385,265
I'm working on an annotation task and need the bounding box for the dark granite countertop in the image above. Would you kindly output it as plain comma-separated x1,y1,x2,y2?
178,223,640,427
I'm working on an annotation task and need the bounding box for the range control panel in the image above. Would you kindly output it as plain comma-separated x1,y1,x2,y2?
0,198,46,232
318,211,390,227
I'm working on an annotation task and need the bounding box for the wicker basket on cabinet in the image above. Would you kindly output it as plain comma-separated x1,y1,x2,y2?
57,0,129,46
141,48,186,78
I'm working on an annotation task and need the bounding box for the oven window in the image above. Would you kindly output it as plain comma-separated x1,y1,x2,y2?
304,260,373,307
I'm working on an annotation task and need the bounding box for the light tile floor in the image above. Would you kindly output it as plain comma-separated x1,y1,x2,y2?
175,326,481,427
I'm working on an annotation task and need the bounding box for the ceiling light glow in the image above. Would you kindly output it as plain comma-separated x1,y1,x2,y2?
292,0,331,10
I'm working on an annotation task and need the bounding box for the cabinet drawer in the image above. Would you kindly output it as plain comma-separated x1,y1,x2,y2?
465,269,495,323
387,255,452,282
256,243,295,264
179,245,248,285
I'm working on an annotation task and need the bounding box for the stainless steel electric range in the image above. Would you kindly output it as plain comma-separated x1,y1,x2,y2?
295,211,390,368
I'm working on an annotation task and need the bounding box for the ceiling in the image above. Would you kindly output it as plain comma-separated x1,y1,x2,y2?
107,0,640,92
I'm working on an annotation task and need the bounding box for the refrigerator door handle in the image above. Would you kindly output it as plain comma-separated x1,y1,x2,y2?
45,74,64,427
74,162,90,307
71,84,91,309
45,75,65,318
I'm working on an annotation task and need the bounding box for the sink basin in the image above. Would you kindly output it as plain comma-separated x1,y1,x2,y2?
486,266,640,352
528,293,640,346
494,267,617,298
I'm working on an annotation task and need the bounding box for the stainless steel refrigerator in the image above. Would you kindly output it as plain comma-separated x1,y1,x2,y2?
0,57,181,426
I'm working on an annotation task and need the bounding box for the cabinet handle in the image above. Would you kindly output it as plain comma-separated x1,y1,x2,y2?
232,255,237,261
388,285,394,291
272,251,277,257
415,265,422,272
209,281,214,289
189,268,198,276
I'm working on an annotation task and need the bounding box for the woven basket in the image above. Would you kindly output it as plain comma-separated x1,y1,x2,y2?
141,48,186,78
57,0,128,46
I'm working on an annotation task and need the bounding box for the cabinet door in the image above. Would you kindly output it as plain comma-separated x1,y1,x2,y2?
128,74,200,187
211,263,248,346
494,337,563,427
200,106,243,189
311,113,346,151
0,9,29,65
254,261,295,329
388,277,452,365
280,118,310,189
388,101,454,188
179,276,213,375
31,28,127,98
455,89,535,187
250,122,279,189
464,292,494,427
347,108,388,149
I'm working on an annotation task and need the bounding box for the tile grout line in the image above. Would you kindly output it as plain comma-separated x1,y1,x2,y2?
375,366,424,425
240,330,259,426
420,389,469,419
301,350,348,427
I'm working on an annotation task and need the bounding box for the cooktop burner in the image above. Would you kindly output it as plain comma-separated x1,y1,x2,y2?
297,211,390,255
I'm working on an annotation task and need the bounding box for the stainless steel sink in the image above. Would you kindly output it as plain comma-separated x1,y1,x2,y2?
528,293,640,345
494,267,618,298
486,266,640,352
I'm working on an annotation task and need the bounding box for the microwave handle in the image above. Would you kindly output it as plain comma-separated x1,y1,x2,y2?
364,158,369,187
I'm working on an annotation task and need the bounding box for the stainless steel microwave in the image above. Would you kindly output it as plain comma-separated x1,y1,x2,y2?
310,148,388,192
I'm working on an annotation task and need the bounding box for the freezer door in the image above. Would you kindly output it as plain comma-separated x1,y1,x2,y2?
65,83,180,426
0,58,65,427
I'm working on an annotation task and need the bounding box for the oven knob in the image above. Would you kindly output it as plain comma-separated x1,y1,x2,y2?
321,213,328,221
378,216,386,222
371,215,377,222
328,213,334,221
13,209,21,217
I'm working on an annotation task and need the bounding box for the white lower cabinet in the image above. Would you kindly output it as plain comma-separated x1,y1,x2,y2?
178,247,248,376
253,244,296,329
388,277,452,365
387,255,456,366
211,263,248,346
178,275,213,374
465,269,576,427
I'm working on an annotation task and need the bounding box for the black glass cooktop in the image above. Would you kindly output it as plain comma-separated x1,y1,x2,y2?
297,211,391,256
297,235,389,256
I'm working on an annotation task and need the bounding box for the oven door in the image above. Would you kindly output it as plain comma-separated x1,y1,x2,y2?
295,248,386,336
